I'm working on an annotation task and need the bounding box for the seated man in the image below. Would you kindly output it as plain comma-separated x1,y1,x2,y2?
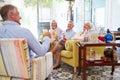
0,4,51,59
50,21,76,69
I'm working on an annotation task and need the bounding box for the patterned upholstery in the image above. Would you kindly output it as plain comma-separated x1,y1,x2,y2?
0,38,53,80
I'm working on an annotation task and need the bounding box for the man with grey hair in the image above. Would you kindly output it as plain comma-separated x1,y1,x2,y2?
50,21,76,69
0,4,51,59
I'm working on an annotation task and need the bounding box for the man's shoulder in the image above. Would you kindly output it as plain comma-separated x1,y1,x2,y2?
69,29,75,33
19,27,30,32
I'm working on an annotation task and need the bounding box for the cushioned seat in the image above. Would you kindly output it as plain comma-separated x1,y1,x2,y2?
61,51,73,58
60,40,105,74
0,38,53,80
60,40,80,73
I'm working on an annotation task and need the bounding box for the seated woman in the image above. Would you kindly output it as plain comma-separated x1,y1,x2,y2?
47,20,63,51
71,22,92,41
49,20,63,42
39,20,62,42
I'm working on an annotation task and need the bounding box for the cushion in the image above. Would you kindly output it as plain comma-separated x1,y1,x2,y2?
65,40,73,51
61,50,73,58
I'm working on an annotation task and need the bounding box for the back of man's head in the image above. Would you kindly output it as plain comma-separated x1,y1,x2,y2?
0,4,16,21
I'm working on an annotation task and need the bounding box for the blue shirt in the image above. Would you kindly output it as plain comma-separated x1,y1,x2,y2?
58,29,76,42
0,21,51,58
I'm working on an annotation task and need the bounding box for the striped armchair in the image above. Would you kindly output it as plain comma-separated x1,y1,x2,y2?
0,38,53,80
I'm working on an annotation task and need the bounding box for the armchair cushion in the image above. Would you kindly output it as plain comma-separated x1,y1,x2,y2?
60,40,80,68
61,50,73,58
65,40,73,51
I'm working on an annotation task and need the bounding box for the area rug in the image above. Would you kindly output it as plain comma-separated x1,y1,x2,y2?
48,62,120,80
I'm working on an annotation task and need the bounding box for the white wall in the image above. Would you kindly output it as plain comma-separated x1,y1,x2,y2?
74,0,84,32
0,0,11,6
110,0,120,31
0,0,38,39
1,0,120,32
52,1,68,31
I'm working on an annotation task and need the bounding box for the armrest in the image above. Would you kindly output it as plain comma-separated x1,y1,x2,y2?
31,52,53,80
65,40,80,51
63,40,80,66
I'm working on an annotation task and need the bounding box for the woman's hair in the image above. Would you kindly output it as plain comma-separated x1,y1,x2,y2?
84,22,92,30
0,4,16,21
51,20,57,28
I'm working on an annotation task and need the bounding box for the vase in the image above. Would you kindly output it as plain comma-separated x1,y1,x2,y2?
104,33,113,43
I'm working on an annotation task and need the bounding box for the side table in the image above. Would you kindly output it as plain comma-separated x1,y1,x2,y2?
76,42,120,80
